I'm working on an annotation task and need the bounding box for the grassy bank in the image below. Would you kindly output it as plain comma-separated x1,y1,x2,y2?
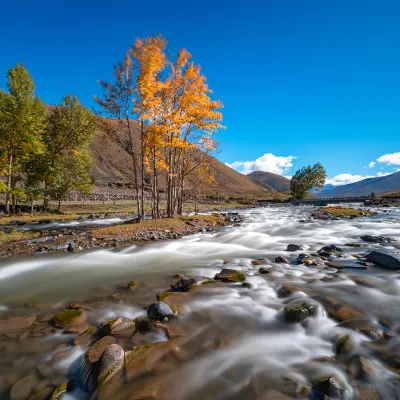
321,207,375,217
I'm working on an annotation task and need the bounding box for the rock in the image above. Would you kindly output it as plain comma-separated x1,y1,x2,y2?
67,242,79,252
335,335,357,359
286,244,304,252
97,344,125,387
275,256,289,263
251,259,266,265
366,251,400,270
347,355,382,380
101,316,134,335
259,267,269,274
72,326,98,346
0,314,36,334
312,376,344,399
80,335,116,392
360,235,397,243
328,306,364,322
170,278,196,292
147,301,175,322
49,382,68,399
52,308,86,328
284,299,319,323
277,284,300,298
134,316,152,332
10,375,38,400
215,268,246,282
242,282,253,289
318,245,342,254
353,382,380,400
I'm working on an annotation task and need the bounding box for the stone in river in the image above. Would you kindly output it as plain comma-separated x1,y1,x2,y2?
147,301,175,322
80,335,116,392
318,244,342,254
214,268,246,282
101,316,135,335
49,382,68,399
0,314,36,334
360,235,397,243
366,251,400,270
283,299,319,323
10,375,38,400
275,255,289,263
312,376,344,399
134,316,152,332
97,344,125,387
259,267,270,274
52,308,86,328
286,244,304,252
170,278,196,292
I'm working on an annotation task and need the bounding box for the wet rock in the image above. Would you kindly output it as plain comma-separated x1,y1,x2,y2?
73,326,98,346
101,316,134,335
318,245,342,254
147,301,175,322
49,382,67,399
353,382,380,400
286,244,304,252
275,256,289,263
297,256,319,266
215,268,246,282
366,251,400,270
10,375,38,400
277,284,300,298
335,335,357,359
52,308,86,328
134,316,152,332
170,278,196,292
361,235,397,243
284,299,318,323
328,306,364,322
80,335,116,392
347,355,382,380
338,319,383,340
0,314,36,334
242,282,253,289
251,258,266,265
312,376,344,400
98,344,125,387
259,267,269,274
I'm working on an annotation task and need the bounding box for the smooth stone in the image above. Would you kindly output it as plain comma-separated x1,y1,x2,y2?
101,316,134,335
312,376,344,400
134,316,152,332
366,251,400,270
0,314,36,334
10,375,38,400
52,308,86,328
361,235,397,243
147,301,175,322
214,268,246,282
286,244,304,251
170,278,196,292
284,299,318,323
98,344,125,386
275,256,289,263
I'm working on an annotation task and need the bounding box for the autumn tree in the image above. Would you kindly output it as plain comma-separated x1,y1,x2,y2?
290,162,327,199
0,63,46,212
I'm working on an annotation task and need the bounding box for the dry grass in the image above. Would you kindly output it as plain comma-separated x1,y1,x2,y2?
0,231,40,246
322,207,375,217
93,215,226,238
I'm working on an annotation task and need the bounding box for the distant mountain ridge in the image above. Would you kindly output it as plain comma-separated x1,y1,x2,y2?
247,171,291,192
319,171,400,197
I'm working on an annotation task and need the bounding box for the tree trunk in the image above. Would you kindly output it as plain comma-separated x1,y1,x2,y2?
140,121,145,219
5,154,13,213
58,199,61,210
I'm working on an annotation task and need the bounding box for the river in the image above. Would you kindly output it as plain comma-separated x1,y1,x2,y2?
0,205,400,399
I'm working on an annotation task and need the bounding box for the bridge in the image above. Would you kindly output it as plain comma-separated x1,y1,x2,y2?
257,196,372,206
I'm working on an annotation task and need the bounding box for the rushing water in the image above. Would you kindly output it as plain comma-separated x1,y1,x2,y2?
1,205,400,399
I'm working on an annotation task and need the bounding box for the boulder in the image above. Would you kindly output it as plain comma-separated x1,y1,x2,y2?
98,344,125,386
80,336,116,392
101,316,134,335
318,245,342,254
0,314,36,334
286,244,304,252
52,308,86,328
275,256,289,263
215,268,246,282
360,235,397,243
284,299,318,323
10,375,38,400
312,376,344,400
170,278,196,292
147,301,175,322
366,251,400,270
134,316,152,332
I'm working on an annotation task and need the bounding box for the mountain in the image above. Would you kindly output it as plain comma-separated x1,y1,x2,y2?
318,172,400,197
247,171,291,192
378,188,400,198
311,184,336,196
89,118,283,200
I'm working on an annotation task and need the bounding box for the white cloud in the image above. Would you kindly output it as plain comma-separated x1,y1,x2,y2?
326,171,392,186
226,153,296,175
368,161,376,168
376,152,400,165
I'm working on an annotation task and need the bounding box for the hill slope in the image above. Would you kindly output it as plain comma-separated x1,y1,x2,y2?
89,119,283,199
319,172,400,197
247,171,291,192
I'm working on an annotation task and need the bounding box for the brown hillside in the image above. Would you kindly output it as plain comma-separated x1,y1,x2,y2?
247,171,290,192
379,188,400,198
89,118,283,200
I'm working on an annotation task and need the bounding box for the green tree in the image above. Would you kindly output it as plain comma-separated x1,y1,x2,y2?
26,95,96,209
371,192,376,199
0,63,46,212
290,162,327,199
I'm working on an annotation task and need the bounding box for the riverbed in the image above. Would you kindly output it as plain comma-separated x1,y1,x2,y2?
0,205,400,399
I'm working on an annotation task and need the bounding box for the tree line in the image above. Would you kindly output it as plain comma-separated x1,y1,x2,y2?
0,63,96,213
0,35,224,216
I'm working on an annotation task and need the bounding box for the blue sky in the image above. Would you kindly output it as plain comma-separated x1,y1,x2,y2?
1,0,400,185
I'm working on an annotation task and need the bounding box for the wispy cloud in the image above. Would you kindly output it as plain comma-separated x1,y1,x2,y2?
326,171,391,186
368,161,376,168
226,153,296,175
